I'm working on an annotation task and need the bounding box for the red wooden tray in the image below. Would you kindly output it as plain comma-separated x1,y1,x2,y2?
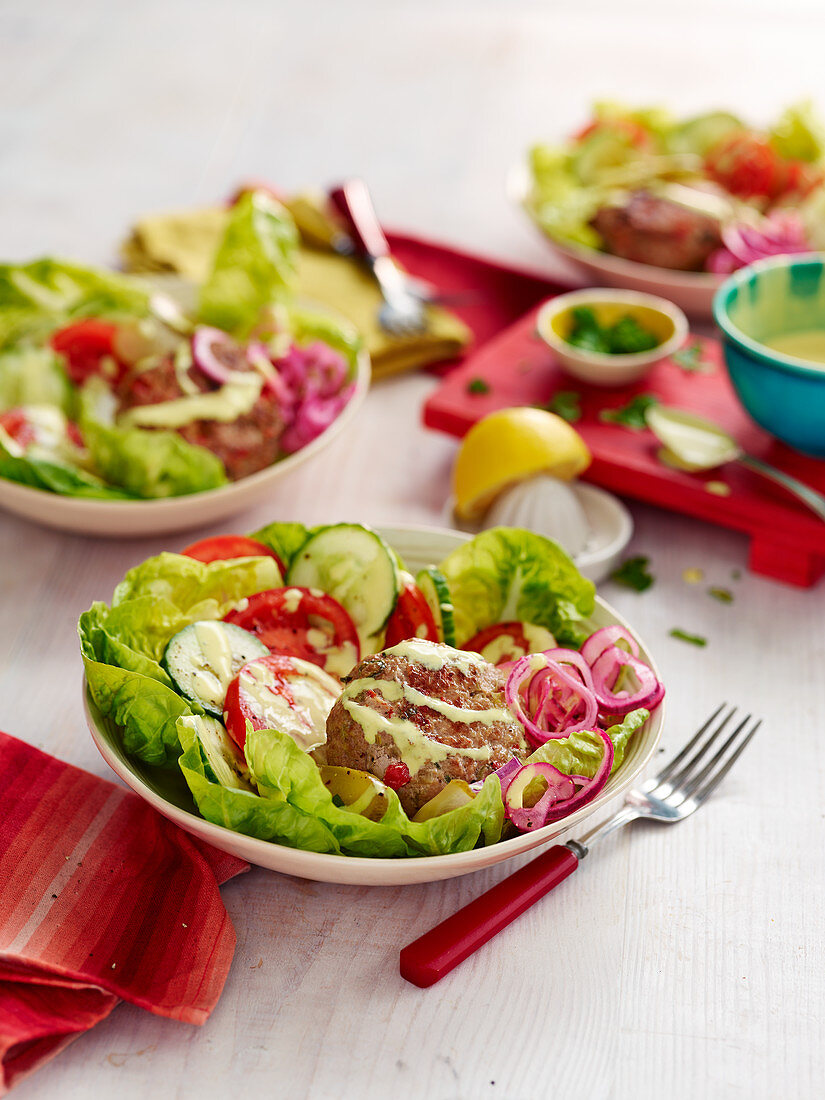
423,305,825,588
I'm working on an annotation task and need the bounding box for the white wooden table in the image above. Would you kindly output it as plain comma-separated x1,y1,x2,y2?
2,1,824,1097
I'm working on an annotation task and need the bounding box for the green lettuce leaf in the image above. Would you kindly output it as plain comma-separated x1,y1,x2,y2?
0,438,135,499
177,721,505,858
438,527,596,647
82,655,194,766
0,346,74,414
111,550,282,615
769,100,825,163
247,520,310,567
198,191,299,337
0,258,149,350
79,415,227,499
527,709,649,777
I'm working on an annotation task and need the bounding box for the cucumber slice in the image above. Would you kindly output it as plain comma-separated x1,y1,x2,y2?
286,523,400,640
416,567,456,647
163,620,268,716
180,714,254,791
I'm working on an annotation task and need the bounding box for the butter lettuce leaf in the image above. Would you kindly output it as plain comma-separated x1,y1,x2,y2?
438,527,596,647
112,550,282,615
248,520,310,567
198,191,299,337
80,415,228,499
0,438,135,499
527,709,649,777
0,346,74,413
177,722,505,858
0,258,149,350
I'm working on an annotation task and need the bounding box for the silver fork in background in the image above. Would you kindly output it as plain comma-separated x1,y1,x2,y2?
329,178,429,337
400,704,760,987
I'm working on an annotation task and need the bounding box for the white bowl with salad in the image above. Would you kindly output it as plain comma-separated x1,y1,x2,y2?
514,101,825,316
81,521,664,885
0,192,368,536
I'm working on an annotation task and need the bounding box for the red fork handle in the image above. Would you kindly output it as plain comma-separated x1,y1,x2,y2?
328,178,390,260
399,844,580,988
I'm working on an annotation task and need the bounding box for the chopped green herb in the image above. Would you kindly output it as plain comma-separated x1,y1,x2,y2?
542,390,583,423
611,555,654,592
672,341,712,373
566,306,660,355
731,569,742,580
682,567,704,585
708,586,734,604
466,377,491,395
599,394,660,430
669,628,707,647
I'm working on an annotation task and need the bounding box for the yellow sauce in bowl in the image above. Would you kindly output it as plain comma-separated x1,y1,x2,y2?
761,330,825,366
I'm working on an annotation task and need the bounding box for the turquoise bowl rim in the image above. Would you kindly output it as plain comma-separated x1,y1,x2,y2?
712,252,825,378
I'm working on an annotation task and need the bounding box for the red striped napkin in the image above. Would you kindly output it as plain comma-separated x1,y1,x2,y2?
0,731,249,1094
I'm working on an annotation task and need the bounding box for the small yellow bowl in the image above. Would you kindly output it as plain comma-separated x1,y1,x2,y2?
537,289,689,386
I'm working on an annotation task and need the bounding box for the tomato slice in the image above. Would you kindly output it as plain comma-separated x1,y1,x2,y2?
384,578,439,647
705,132,784,200
463,622,557,666
223,586,360,678
223,653,339,749
50,319,125,386
181,535,286,575
0,409,37,448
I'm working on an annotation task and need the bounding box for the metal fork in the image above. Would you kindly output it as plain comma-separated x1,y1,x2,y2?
329,178,429,336
400,704,759,987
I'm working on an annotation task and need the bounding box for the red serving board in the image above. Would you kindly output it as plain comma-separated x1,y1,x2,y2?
423,305,825,588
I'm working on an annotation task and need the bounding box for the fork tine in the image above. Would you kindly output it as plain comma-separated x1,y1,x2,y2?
670,712,755,803
689,718,760,806
650,703,732,790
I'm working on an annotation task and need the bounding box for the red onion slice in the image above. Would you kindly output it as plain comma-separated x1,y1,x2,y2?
503,730,614,831
590,645,665,714
191,326,243,385
505,654,599,748
581,625,639,666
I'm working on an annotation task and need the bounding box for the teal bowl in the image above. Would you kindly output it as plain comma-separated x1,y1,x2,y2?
713,254,825,457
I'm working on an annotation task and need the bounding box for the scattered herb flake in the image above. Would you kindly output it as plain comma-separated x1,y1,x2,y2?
705,480,731,496
466,377,491,395
542,390,583,423
669,628,707,647
708,586,734,604
682,567,704,584
611,555,655,592
672,341,713,373
599,394,660,430
731,569,742,580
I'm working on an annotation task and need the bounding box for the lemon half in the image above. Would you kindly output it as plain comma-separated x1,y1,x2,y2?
452,407,591,522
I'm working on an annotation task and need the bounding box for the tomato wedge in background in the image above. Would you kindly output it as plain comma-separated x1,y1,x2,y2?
705,132,785,200
223,653,339,750
223,586,360,678
0,406,84,452
0,409,37,448
463,621,557,666
50,319,124,386
182,534,286,575
384,577,439,647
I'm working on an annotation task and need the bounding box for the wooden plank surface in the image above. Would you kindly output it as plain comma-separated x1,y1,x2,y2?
1,2,824,1098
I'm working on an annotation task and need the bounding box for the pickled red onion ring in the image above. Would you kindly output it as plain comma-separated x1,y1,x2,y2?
590,645,664,714
581,625,639,666
505,654,598,748
191,326,241,385
503,731,615,830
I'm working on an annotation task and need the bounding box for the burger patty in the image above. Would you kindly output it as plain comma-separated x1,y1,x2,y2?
591,190,722,271
323,640,528,817
117,355,285,481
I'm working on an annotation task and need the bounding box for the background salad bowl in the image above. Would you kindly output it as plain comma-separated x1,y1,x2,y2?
0,344,369,537
508,161,722,317
83,524,664,886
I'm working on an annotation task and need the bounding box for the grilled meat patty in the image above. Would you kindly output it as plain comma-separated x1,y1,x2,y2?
591,189,722,271
322,639,528,817
117,353,284,481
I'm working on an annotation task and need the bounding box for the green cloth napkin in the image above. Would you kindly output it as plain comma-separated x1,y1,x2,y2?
120,197,471,379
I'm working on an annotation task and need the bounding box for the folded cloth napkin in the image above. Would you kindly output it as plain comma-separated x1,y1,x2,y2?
120,194,472,379
0,731,248,1095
